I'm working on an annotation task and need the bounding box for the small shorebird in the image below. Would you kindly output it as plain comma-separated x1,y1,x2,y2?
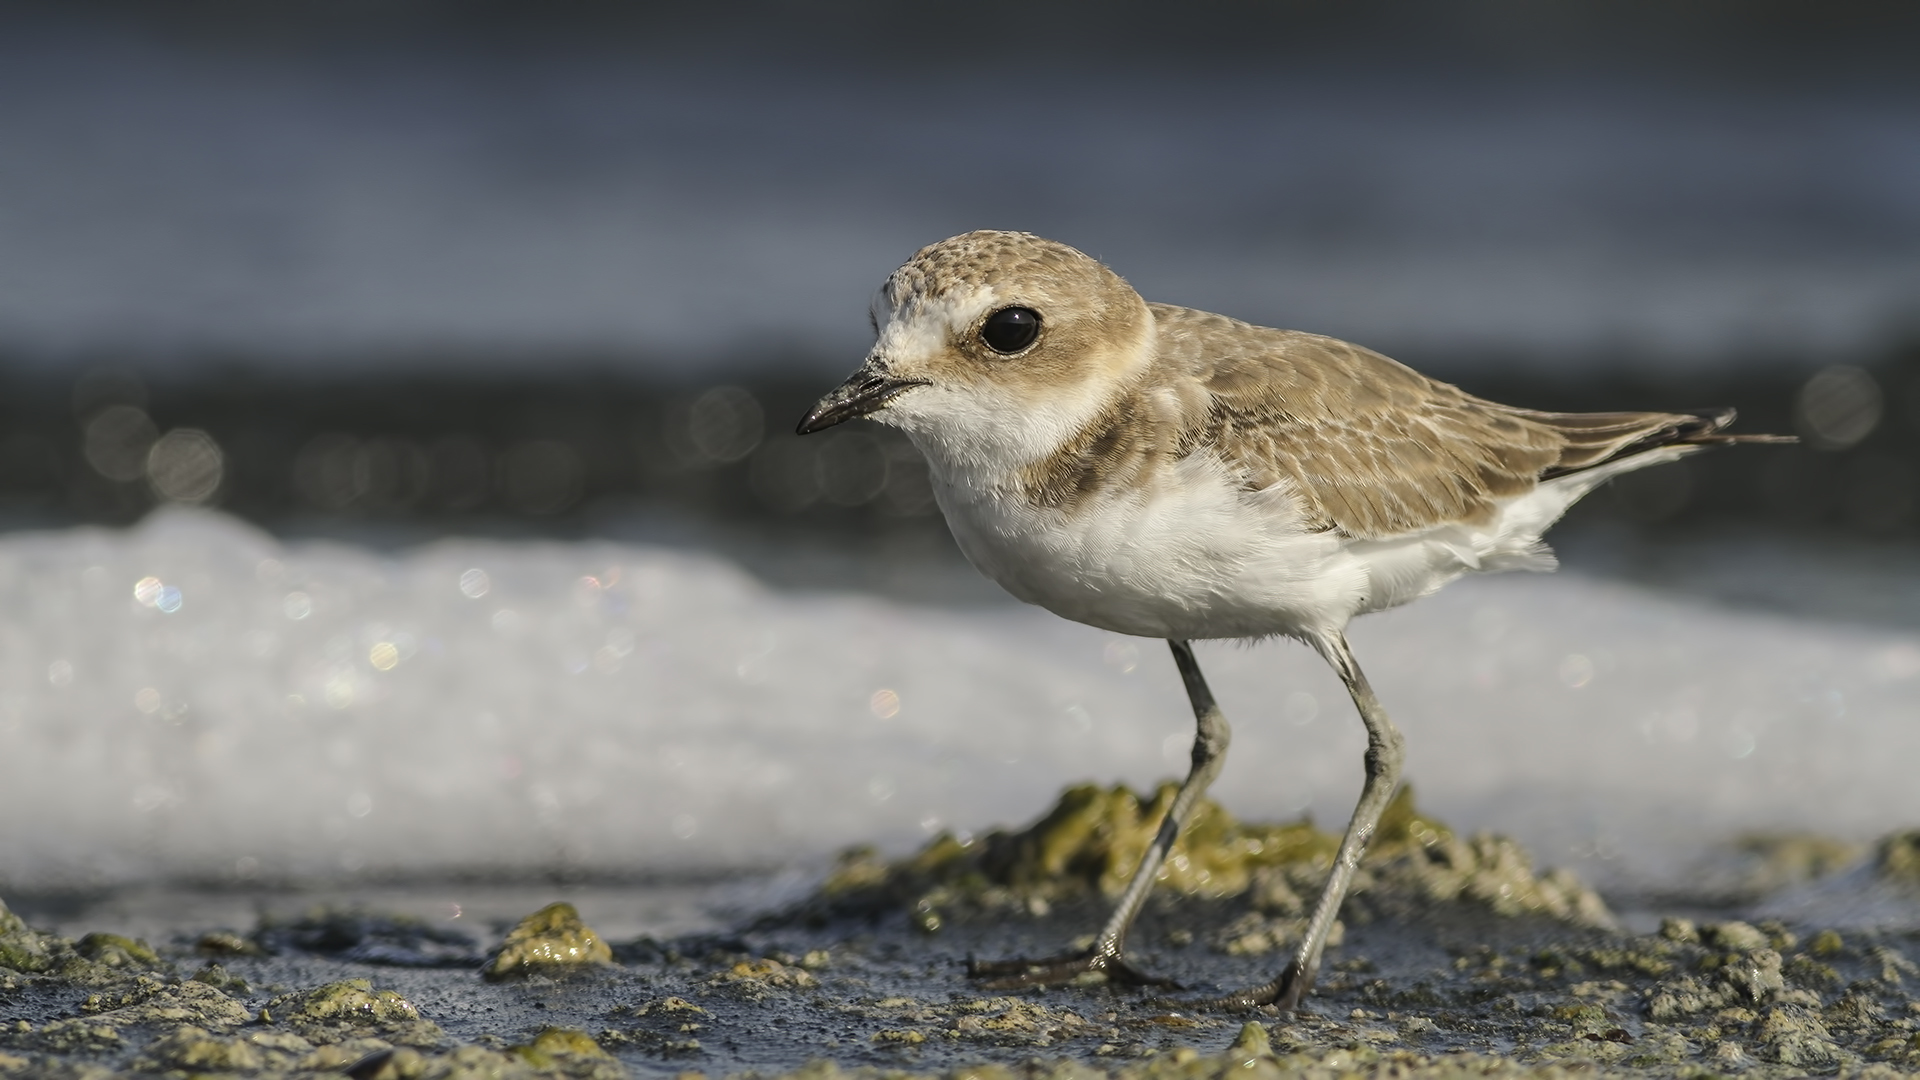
797,231,1788,1011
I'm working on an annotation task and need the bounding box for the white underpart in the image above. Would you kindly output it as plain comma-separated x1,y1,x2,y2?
906,404,1701,642
1343,444,1700,621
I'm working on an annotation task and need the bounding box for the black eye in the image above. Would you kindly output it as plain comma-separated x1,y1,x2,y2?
980,307,1041,353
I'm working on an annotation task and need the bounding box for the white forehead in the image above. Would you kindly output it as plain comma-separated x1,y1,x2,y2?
875,280,999,362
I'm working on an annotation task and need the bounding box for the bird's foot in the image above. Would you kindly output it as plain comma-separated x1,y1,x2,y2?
968,949,1178,991
1187,958,1314,1013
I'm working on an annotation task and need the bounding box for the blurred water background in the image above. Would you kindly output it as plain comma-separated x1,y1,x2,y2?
2,1,1919,912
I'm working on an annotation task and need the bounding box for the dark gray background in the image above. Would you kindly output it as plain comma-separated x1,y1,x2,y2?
2,0,1915,375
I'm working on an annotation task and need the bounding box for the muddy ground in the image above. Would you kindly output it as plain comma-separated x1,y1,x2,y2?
5,786,1920,1079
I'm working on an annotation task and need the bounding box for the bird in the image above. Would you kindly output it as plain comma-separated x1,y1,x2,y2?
795,230,1791,1011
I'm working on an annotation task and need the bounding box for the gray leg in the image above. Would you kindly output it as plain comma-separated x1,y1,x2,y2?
1218,630,1404,1011
971,638,1232,989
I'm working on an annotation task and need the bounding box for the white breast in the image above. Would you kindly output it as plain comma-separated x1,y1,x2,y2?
916,443,1607,643
922,450,1362,640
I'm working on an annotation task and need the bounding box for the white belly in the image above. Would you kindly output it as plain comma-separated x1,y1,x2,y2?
923,449,1587,642
927,453,1365,640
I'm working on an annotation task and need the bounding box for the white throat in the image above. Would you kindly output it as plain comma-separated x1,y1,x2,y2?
876,302,1155,491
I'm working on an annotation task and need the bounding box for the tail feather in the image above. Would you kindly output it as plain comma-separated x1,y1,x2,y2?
1508,406,1794,480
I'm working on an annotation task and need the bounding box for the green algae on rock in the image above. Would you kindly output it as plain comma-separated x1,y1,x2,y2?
129,1025,270,1075
2,899,176,989
190,961,252,995
0,896,73,975
264,978,444,1047
8,1017,127,1056
511,1026,628,1079
810,784,1610,935
704,957,820,1002
1874,830,1920,885
483,902,615,981
79,973,253,1029
73,932,163,971
252,1035,630,1080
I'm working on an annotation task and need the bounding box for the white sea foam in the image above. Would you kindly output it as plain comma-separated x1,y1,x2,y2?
2,508,1917,894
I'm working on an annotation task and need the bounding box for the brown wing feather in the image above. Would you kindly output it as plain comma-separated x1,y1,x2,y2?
1150,305,1778,540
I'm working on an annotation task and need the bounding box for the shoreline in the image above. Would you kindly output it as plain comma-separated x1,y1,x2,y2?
6,792,1919,1078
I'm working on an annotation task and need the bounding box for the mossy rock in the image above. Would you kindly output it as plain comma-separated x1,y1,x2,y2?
821,782,1362,909
74,932,162,970
974,781,1340,899
812,783,1609,930
1874,830,1920,885
482,902,614,981
79,974,252,1029
189,961,251,994
0,897,66,974
131,1025,265,1074
11,1017,127,1055
510,1026,625,1078
265,978,444,1046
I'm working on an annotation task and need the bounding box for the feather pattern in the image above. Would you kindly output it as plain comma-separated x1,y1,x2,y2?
1055,303,1779,541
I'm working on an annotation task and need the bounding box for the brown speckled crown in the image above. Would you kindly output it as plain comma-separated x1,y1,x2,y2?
886,231,1124,309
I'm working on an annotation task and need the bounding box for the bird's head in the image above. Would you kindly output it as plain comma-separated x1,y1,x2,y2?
797,231,1154,469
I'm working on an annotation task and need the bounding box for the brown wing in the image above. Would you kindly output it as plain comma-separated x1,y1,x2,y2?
1154,306,1767,539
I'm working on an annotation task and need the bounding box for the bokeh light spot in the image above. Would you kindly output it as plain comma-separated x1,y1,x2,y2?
146,428,224,503
84,405,159,482
680,385,765,464
1796,365,1882,450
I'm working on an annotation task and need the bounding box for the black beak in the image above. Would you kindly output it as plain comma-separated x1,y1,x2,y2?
795,367,928,435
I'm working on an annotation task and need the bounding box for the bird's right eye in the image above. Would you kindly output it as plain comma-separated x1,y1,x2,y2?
980,307,1041,353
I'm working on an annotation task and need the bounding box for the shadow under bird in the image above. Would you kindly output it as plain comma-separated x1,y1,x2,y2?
797,230,1791,1011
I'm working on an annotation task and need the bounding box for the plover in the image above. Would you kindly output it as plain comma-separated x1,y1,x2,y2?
797,230,1790,1011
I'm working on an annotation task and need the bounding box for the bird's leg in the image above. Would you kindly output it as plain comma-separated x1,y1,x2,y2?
1214,631,1403,1012
970,638,1231,990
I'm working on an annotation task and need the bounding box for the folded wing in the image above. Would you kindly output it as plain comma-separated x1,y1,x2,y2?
1160,307,1785,541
